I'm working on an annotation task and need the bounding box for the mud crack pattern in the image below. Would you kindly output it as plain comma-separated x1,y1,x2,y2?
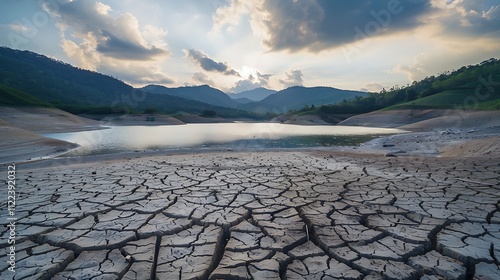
1,152,499,279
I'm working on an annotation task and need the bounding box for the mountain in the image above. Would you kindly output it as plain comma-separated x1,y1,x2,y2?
243,86,367,113
142,84,238,108
0,47,132,108
229,87,277,101
232,97,254,104
316,58,500,115
0,47,262,118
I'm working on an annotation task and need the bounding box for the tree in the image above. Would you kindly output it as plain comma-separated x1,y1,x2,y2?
405,89,418,102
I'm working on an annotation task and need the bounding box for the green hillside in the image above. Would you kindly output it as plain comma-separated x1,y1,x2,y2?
386,71,500,110
242,86,367,113
307,58,500,115
0,84,50,107
385,89,500,110
0,47,266,119
1,46,497,119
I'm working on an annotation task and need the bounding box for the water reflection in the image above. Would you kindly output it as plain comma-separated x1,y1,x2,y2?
44,123,404,156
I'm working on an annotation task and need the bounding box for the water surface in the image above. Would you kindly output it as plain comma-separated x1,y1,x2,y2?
44,123,404,156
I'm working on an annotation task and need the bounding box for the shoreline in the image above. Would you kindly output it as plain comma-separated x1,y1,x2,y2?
15,126,500,170
5,124,500,166
2,107,500,165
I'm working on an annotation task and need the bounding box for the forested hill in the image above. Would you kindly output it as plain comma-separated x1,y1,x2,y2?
311,58,500,115
0,47,131,107
2,46,497,119
0,47,264,118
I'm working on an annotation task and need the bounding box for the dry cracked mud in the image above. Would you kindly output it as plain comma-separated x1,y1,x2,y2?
1,151,499,279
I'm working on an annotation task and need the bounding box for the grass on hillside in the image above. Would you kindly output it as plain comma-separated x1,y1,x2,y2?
385,79,500,111
475,99,500,110
0,84,50,107
387,72,500,110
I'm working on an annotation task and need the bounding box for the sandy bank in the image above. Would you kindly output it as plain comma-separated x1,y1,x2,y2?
272,113,355,125
84,113,186,126
342,126,500,158
175,114,233,123
272,114,330,125
0,106,102,133
440,136,500,158
0,107,101,164
2,105,499,163
399,110,500,131
339,109,500,130
0,124,78,164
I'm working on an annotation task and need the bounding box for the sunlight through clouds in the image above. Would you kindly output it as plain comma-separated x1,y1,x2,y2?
1,0,498,91
42,0,174,86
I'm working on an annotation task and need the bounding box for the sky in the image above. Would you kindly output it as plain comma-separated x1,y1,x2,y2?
1,0,499,94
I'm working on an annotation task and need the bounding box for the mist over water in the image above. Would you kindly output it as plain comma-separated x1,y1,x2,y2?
44,123,404,156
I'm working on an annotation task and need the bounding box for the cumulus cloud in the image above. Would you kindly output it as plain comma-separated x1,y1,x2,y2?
60,36,100,71
213,0,433,52
279,69,304,88
43,0,169,60
120,69,175,85
429,0,500,36
184,49,240,76
8,23,32,33
42,0,173,86
230,71,272,93
394,64,426,82
192,72,216,86
393,54,428,82
265,0,435,51
360,83,386,92
212,0,258,33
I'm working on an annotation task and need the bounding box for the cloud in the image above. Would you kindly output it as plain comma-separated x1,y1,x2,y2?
192,72,216,86
256,72,271,85
360,83,385,92
142,25,168,49
8,23,32,33
126,69,175,85
212,0,256,33
184,49,240,76
43,0,173,86
263,0,434,51
429,0,500,36
214,0,433,52
212,0,499,66
60,36,100,71
43,0,169,60
96,29,167,60
230,71,272,93
393,54,428,82
279,69,304,88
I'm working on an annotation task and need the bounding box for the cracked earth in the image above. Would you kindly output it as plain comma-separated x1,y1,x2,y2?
1,151,499,279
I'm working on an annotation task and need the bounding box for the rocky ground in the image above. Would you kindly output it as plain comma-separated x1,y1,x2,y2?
351,126,500,158
1,151,499,279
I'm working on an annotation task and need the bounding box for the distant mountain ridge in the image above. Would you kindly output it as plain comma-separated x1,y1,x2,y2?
242,86,368,113
229,87,277,101
0,46,390,118
141,84,239,108
142,84,365,113
0,47,261,118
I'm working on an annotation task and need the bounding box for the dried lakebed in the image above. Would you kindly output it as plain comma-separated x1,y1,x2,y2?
1,152,499,279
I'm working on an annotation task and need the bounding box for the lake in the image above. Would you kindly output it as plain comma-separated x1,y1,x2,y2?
44,123,404,156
